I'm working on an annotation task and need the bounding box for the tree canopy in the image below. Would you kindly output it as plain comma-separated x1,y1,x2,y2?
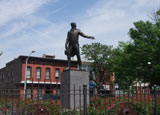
111,10,160,86
81,42,113,90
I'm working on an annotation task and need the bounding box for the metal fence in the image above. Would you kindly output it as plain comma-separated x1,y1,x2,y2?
0,82,160,115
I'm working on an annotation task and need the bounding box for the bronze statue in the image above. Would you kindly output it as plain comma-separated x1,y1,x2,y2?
65,22,95,70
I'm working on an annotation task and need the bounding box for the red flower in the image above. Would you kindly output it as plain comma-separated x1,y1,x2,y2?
52,100,54,104
26,100,29,104
58,100,61,105
107,106,110,109
51,100,55,106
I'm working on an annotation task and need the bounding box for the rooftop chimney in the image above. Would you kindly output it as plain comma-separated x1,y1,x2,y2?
42,54,55,59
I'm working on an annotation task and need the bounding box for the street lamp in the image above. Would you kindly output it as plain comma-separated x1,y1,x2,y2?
147,61,152,72
24,51,36,99
147,62,151,65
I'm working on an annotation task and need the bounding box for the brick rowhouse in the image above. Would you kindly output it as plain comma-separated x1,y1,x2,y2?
0,55,77,99
0,55,114,99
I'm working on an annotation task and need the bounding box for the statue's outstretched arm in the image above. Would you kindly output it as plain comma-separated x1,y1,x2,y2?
79,30,95,39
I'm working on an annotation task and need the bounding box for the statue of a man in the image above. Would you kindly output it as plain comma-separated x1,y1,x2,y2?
65,22,95,70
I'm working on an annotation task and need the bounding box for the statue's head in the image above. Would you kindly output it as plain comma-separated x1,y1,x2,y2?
71,22,76,28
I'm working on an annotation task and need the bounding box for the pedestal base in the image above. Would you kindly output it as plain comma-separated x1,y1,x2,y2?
61,70,89,109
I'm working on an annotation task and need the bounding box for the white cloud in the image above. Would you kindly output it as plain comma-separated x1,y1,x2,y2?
0,22,29,39
0,0,49,26
78,0,160,46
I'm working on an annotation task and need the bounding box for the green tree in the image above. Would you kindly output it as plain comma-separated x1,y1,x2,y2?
111,10,160,86
81,42,113,90
110,41,137,86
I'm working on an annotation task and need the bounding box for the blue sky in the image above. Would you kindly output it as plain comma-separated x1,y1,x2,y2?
0,0,160,68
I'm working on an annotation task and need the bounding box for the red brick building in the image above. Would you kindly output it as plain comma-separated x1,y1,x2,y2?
0,55,115,99
0,55,77,99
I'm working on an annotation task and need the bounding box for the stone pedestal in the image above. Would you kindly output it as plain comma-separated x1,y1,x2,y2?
61,70,89,109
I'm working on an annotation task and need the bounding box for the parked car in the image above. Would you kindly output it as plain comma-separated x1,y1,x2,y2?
42,94,60,100
98,89,114,97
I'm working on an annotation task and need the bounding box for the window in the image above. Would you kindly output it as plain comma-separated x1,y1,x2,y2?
11,71,14,76
2,74,4,81
26,89,32,98
37,89,42,98
103,85,110,91
55,68,60,79
46,68,50,79
11,71,14,80
7,71,10,77
7,71,10,81
26,67,31,78
36,67,41,79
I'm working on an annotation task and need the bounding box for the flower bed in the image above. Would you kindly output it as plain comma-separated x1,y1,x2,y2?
0,95,159,114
